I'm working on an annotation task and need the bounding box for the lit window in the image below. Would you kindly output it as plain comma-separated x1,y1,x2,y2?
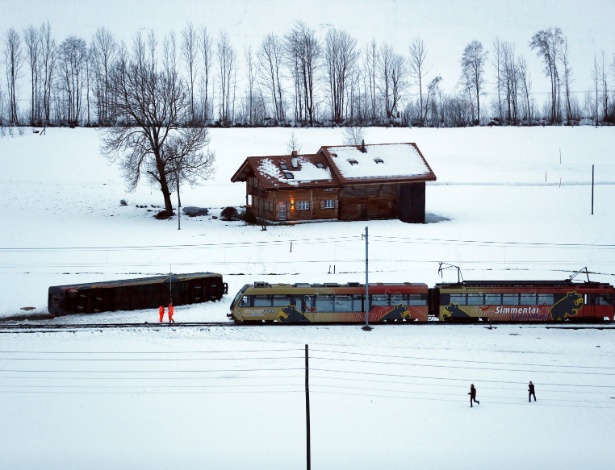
297,201,310,210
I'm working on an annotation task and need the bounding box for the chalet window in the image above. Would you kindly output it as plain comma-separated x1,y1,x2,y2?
324,188,335,192
347,158,358,165
316,162,325,169
322,199,335,209
283,172,294,179
280,163,288,170
297,200,310,210
374,158,384,164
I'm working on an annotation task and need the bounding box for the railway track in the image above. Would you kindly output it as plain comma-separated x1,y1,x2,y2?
0,321,613,333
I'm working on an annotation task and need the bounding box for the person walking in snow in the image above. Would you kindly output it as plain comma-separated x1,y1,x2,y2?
168,303,175,323
469,384,480,407
528,381,536,402
158,305,165,323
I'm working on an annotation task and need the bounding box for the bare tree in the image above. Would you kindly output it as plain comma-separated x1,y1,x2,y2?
199,26,213,123
599,50,609,122
379,43,406,121
181,23,198,122
423,75,442,126
24,25,41,125
530,27,565,123
460,40,487,124
363,40,379,123
57,36,87,125
257,33,285,123
244,46,255,124
101,31,214,215
561,39,574,122
90,27,117,125
39,23,56,127
343,126,365,145
285,21,321,126
4,28,23,124
501,41,519,124
517,57,534,124
325,28,358,124
286,131,302,154
408,37,428,125
217,31,236,123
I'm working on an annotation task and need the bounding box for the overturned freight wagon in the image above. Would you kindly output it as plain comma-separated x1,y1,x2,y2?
48,272,228,315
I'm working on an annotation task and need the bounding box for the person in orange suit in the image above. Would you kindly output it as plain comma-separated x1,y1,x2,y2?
158,305,165,322
168,303,175,323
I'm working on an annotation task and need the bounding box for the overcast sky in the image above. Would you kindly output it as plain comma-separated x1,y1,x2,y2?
2,0,614,96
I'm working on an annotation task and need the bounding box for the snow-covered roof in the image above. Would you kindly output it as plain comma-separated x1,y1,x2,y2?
231,143,436,189
257,156,333,187
320,143,436,183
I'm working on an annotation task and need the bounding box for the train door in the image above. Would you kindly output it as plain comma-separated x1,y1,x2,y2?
302,295,315,321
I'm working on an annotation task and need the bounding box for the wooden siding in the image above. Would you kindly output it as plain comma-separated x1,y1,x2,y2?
397,182,426,223
338,184,397,221
252,188,339,222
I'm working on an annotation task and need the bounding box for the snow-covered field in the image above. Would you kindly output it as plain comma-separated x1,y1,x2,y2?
1,126,614,469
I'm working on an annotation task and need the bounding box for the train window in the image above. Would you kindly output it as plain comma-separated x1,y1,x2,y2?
520,294,537,305
408,294,427,306
272,295,292,307
467,294,484,305
390,294,408,305
315,295,334,312
485,294,502,304
450,294,466,305
502,294,519,305
598,294,613,305
371,294,390,306
253,295,272,307
240,296,250,307
537,294,555,305
334,295,353,312
352,295,364,311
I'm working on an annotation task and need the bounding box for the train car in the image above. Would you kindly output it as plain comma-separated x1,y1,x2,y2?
228,281,429,323
431,280,615,322
48,272,228,315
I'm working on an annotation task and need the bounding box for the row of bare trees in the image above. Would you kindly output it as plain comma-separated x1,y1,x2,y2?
3,22,615,128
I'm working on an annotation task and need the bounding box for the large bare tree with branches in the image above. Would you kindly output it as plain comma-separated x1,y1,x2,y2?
101,31,215,216
530,27,565,123
460,40,487,124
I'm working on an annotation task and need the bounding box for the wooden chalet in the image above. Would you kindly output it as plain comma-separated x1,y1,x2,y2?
230,142,437,223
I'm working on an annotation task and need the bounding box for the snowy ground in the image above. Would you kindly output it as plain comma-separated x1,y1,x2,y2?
1,126,614,468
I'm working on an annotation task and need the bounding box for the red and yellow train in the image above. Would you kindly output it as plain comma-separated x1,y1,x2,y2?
228,279,615,323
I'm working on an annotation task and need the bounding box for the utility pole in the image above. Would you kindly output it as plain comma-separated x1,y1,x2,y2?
305,344,311,470
362,226,372,331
